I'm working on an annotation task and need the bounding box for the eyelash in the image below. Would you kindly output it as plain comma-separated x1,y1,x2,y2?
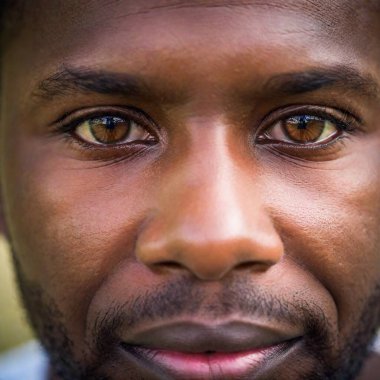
51,104,362,157
256,105,361,144
52,106,159,149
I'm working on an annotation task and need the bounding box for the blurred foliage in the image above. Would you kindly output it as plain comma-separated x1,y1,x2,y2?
0,237,33,352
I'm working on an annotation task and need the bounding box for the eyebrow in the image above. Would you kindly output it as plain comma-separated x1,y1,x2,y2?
264,66,379,98
34,64,379,102
35,66,150,99
34,65,190,104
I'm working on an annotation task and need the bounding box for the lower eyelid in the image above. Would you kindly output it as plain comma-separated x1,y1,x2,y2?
261,134,350,161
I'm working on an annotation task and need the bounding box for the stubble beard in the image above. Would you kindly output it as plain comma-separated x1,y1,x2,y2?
11,252,380,380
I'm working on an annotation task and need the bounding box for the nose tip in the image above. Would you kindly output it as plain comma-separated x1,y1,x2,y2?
136,215,284,281
138,243,282,281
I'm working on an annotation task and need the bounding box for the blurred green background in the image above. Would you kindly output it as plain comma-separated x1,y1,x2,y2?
0,237,33,353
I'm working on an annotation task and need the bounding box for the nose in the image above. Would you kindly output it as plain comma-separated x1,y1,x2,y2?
136,131,284,281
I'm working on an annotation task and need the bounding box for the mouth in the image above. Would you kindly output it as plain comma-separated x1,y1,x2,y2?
119,320,303,379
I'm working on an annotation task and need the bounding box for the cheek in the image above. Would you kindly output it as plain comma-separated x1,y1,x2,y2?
266,151,380,337
2,138,156,340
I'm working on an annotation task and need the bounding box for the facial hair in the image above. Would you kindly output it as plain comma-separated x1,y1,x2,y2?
12,253,380,380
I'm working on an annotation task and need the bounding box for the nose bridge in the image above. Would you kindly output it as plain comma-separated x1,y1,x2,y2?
177,137,259,244
136,125,284,280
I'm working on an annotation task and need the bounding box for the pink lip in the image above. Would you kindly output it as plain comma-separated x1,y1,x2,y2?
131,343,288,379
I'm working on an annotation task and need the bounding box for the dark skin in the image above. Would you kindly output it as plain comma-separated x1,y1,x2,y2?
1,0,380,379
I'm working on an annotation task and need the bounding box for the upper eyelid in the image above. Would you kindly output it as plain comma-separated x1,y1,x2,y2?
51,106,159,134
256,105,360,137
272,114,347,131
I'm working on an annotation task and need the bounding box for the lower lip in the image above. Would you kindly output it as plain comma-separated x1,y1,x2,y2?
127,343,290,379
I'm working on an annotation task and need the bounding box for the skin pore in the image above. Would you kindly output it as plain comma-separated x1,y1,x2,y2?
1,0,380,379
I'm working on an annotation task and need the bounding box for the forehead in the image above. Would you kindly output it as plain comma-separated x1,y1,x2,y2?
6,0,379,66
9,0,376,49
19,0,364,20
5,0,378,63
3,0,380,109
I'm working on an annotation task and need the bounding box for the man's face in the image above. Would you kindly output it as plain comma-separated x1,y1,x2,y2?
1,1,380,379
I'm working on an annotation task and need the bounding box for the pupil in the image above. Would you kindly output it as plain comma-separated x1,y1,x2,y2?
297,116,308,130
105,117,116,130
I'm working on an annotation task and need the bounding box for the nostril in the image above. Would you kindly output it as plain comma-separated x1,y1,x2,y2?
161,260,183,268
151,260,185,273
235,260,272,272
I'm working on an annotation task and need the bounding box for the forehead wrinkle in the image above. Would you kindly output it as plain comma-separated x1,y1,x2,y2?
104,0,368,48
14,0,364,55
72,0,359,27
128,0,354,17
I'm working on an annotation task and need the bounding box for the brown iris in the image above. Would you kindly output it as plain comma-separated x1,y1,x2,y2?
282,116,326,143
89,117,130,144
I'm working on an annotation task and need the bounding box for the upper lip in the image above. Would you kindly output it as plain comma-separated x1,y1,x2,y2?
121,319,302,353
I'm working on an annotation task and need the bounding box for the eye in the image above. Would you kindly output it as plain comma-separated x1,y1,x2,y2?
260,115,341,145
75,115,155,146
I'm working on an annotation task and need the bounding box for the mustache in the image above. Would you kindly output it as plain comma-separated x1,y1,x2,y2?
91,275,332,354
